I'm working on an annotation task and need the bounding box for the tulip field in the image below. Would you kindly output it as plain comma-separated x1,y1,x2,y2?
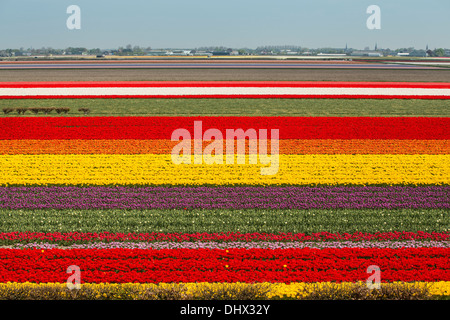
0,80,449,300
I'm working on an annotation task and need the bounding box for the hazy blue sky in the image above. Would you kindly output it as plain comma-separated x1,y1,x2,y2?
0,0,448,50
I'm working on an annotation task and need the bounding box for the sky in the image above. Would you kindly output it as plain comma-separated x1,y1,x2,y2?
0,0,448,50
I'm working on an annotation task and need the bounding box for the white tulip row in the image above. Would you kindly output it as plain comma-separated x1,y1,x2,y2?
1,86,450,98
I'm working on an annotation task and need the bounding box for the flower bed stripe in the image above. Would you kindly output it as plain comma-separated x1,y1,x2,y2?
1,117,448,140
1,139,448,155
3,208,445,235
1,281,449,299
1,81,450,99
10,240,450,250
1,154,448,186
1,186,448,210
2,81,450,89
2,231,448,244
5,94,450,100
0,248,448,283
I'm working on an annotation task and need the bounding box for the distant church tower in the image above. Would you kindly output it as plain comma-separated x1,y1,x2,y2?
375,43,378,51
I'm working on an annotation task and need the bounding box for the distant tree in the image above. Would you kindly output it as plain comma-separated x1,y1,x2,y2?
133,46,145,55
65,47,87,55
88,48,102,54
435,48,445,57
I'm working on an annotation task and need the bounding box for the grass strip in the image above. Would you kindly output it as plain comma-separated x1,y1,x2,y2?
1,98,450,117
0,208,447,234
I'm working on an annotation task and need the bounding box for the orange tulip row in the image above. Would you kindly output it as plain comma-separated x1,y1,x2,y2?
0,139,448,155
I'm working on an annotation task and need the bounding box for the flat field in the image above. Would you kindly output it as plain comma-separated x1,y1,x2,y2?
0,66,449,301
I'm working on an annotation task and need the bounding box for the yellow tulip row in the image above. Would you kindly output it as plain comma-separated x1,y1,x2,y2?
0,281,448,299
0,154,449,185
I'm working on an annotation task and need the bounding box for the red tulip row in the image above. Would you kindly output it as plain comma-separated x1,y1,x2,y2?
0,248,448,283
2,81,449,88
1,117,449,140
0,231,448,244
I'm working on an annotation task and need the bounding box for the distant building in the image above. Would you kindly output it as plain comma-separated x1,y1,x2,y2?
317,53,347,56
147,50,171,56
351,50,382,57
171,50,192,56
212,51,230,56
193,51,212,56
397,52,410,56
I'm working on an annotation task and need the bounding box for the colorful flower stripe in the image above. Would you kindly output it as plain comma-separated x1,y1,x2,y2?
10,240,450,250
1,186,448,209
0,248,448,283
2,231,447,243
1,117,449,140
1,139,448,155
6,94,450,100
1,80,450,99
1,81,449,296
2,81,450,88
1,281,449,299
1,154,448,185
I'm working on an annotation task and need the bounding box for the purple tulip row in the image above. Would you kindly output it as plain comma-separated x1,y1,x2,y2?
1,186,449,210
10,240,450,250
